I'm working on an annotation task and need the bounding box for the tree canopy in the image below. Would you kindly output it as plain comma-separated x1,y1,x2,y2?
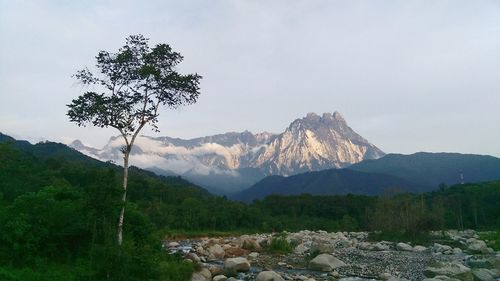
67,34,201,137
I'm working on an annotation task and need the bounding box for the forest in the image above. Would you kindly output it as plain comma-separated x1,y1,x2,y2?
0,139,499,280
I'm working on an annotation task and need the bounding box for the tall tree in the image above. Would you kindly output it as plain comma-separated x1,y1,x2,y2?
67,35,201,245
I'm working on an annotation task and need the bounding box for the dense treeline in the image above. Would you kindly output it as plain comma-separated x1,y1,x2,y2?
1,140,500,280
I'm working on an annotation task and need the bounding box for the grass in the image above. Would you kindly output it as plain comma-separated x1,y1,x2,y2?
265,232,296,254
479,230,500,251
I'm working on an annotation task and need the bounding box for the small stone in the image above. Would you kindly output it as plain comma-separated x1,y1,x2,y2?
248,252,259,258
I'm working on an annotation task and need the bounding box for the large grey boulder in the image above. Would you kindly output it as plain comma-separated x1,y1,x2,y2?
256,271,285,281
224,257,250,273
467,239,490,254
309,254,347,272
373,242,391,251
472,268,495,281
424,262,473,281
396,242,413,251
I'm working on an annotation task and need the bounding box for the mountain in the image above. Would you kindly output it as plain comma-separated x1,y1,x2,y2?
252,112,384,175
234,152,500,202
0,132,208,201
349,152,500,191
70,111,384,194
232,168,420,202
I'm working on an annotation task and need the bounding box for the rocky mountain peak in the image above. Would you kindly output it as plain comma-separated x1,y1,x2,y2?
71,111,385,189
252,111,385,175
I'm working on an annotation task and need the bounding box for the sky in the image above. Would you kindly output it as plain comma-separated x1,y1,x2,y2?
1,0,499,156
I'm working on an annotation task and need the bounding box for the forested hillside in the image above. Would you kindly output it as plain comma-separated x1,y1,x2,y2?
0,134,499,280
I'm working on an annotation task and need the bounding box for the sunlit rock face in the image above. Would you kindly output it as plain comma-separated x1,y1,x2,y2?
70,112,384,177
251,112,385,175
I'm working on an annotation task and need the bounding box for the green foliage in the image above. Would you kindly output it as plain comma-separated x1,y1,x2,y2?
68,34,201,135
480,231,500,251
2,134,500,280
265,232,295,254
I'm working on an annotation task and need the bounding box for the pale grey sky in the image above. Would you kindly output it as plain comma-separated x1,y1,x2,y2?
1,0,499,156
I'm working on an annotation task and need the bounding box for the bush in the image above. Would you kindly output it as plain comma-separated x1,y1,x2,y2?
265,232,296,254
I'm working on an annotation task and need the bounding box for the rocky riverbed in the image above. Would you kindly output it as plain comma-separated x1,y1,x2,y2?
165,230,500,281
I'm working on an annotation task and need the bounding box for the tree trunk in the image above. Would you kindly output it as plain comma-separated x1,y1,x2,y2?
117,150,130,246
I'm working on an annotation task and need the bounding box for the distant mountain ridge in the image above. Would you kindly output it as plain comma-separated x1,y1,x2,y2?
234,152,500,201
70,111,385,194
349,152,500,190
232,169,420,202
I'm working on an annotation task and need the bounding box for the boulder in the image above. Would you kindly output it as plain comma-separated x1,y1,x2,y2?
186,253,201,262
191,268,212,281
472,268,495,281
224,246,248,257
199,268,212,281
209,265,223,276
224,257,250,273
168,241,180,247
424,262,473,281
396,242,413,251
358,242,373,250
309,254,347,272
213,275,227,281
467,239,489,254
379,272,392,280
294,243,310,255
191,273,208,281
374,242,391,251
433,243,453,254
248,252,259,259
414,245,428,252
256,271,285,281
208,244,225,259
242,239,262,252
311,242,334,253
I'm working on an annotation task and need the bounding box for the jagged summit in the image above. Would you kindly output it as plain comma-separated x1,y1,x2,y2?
71,111,384,192
253,112,384,175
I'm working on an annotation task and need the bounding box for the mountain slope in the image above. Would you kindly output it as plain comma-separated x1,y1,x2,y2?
349,152,500,191
232,168,419,202
0,132,208,200
234,152,500,202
